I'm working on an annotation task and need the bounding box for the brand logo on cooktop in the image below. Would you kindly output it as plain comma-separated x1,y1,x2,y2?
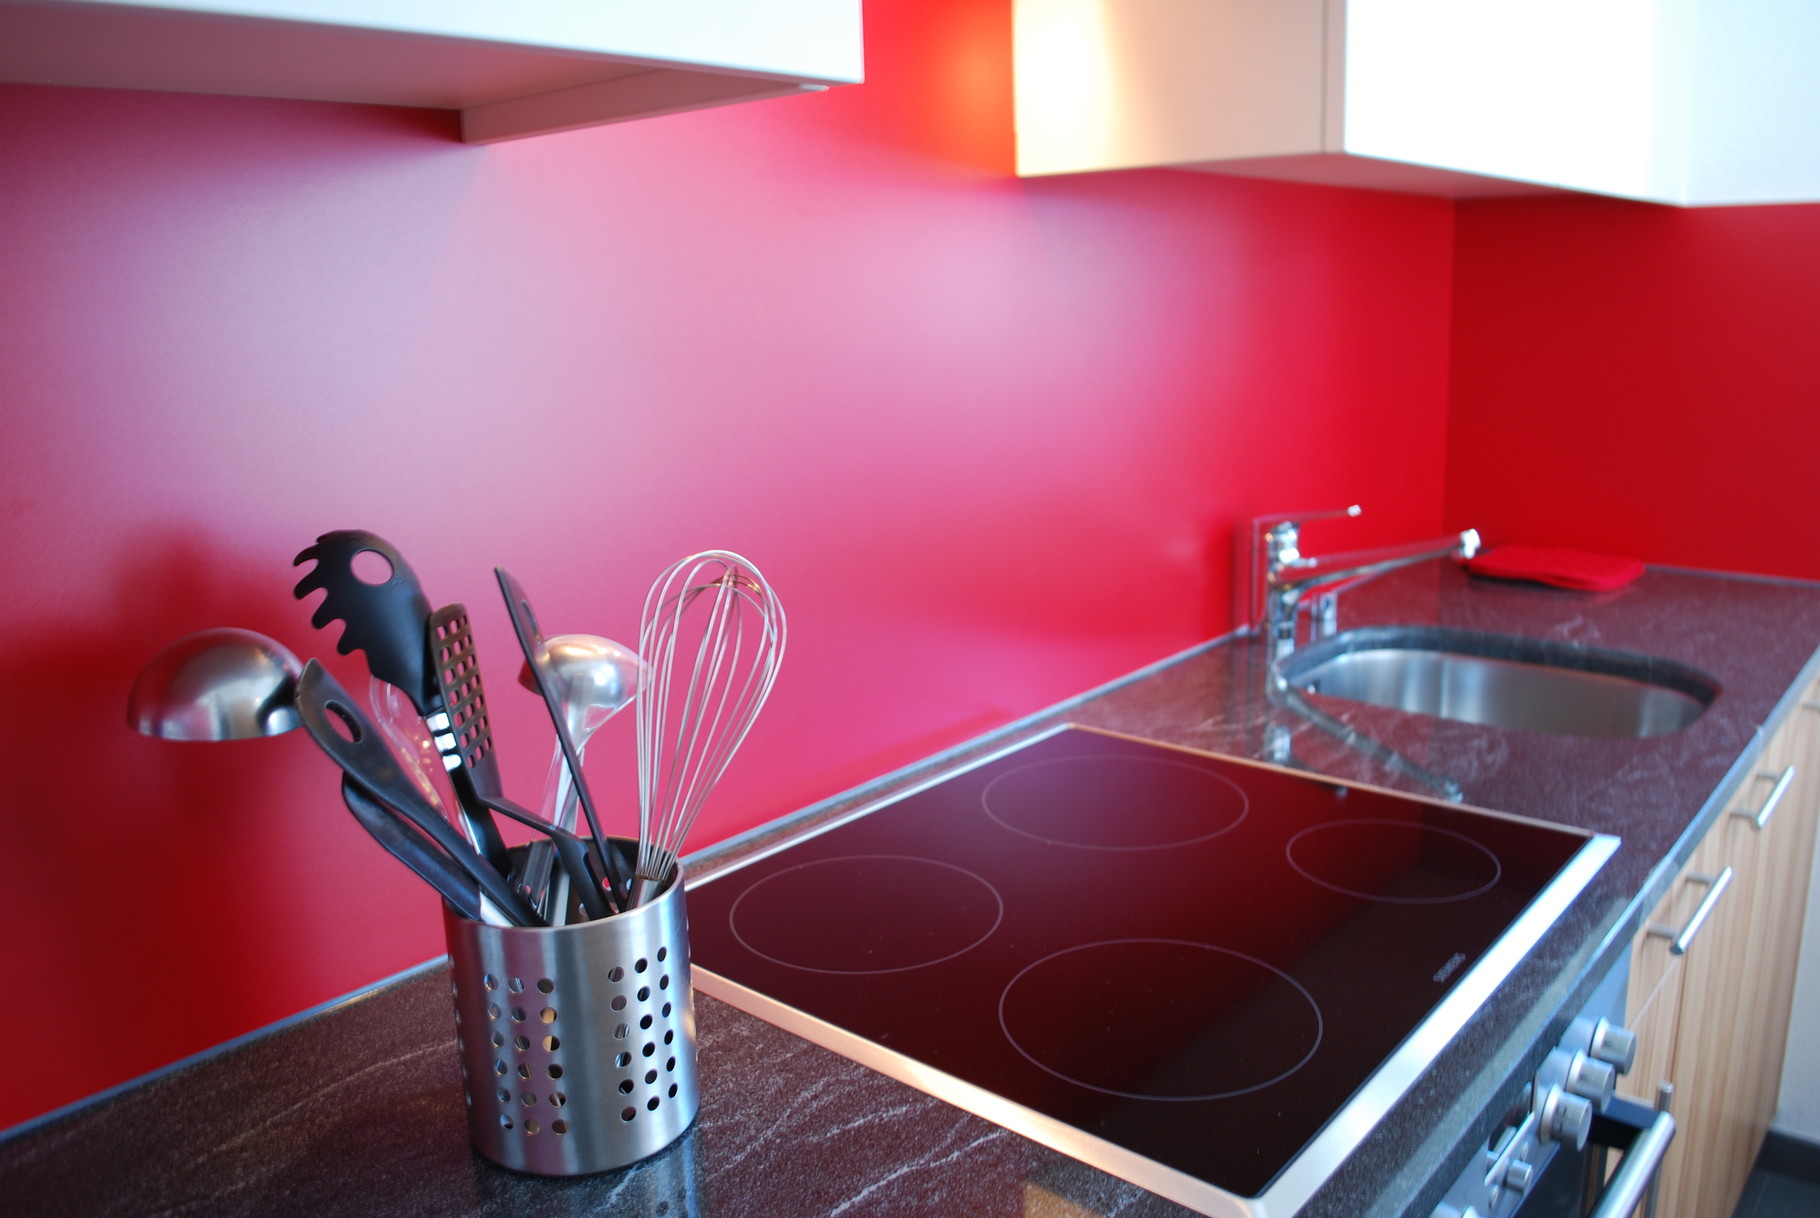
1433,952,1469,983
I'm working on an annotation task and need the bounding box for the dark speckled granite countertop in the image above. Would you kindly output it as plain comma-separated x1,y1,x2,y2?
7,563,1820,1218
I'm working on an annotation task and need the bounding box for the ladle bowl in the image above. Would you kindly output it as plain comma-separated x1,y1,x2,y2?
128,628,303,741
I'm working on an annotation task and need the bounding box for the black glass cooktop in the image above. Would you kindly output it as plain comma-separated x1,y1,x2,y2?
687,726,1614,1217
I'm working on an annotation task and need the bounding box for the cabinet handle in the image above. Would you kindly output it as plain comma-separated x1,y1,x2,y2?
1731,764,1796,831
1646,867,1734,956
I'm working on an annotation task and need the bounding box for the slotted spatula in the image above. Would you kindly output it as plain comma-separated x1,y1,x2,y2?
429,604,613,920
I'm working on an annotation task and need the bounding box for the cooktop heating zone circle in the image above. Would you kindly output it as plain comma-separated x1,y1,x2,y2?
1286,818,1502,904
998,939,1323,1101
981,753,1249,850
728,855,1004,975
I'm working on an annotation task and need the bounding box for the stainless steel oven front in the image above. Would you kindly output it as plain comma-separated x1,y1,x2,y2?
1428,947,1677,1218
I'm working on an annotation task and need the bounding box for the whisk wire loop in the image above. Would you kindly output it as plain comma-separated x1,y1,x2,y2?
633,552,785,904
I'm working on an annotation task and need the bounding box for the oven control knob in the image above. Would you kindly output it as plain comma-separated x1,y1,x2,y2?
1565,1051,1618,1108
1589,1018,1638,1074
1538,1085,1594,1149
1504,1159,1536,1193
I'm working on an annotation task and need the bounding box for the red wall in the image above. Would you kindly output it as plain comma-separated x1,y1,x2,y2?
0,0,1455,1129
1447,195,1820,580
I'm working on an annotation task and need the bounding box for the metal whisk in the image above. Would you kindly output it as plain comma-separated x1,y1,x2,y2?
632,551,786,906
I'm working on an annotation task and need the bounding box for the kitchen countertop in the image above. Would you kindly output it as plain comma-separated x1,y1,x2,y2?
7,562,1820,1218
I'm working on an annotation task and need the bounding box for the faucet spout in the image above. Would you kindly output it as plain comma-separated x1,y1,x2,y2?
1276,531,1482,597
1252,508,1478,661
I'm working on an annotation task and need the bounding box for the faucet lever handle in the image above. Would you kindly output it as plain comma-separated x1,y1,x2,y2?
1238,505,1361,634
1252,504,1362,536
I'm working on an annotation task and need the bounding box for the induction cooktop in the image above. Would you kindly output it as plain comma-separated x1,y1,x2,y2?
686,725,1617,1218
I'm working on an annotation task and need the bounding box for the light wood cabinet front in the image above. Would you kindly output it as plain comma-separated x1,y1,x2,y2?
1623,676,1820,1218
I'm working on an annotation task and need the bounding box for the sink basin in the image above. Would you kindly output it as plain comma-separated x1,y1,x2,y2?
1277,626,1718,738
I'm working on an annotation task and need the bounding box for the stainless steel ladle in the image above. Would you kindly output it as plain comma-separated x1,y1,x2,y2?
128,628,303,741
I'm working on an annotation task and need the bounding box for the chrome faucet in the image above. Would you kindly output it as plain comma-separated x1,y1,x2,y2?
1248,506,1480,662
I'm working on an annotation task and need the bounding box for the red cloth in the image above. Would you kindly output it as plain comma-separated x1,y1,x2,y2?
1466,544,1645,592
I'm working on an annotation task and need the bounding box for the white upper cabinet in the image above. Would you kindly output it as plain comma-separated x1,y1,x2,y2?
0,0,864,142
1013,0,1820,205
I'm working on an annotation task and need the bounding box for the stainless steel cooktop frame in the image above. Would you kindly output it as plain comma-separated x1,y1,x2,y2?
688,725,1620,1218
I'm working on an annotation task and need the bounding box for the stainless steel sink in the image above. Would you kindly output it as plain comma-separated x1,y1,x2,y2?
1277,626,1718,738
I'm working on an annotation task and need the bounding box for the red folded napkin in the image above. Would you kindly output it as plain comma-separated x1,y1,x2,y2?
1466,544,1645,592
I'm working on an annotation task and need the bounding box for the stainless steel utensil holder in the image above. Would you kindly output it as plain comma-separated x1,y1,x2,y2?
444,850,697,1176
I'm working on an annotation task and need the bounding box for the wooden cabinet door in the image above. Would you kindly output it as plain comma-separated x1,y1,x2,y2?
1646,818,1749,1218
1621,878,1689,1109
1740,690,1820,1146
1642,682,1820,1218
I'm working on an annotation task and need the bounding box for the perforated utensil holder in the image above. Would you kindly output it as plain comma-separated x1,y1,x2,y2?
444,852,697,1176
